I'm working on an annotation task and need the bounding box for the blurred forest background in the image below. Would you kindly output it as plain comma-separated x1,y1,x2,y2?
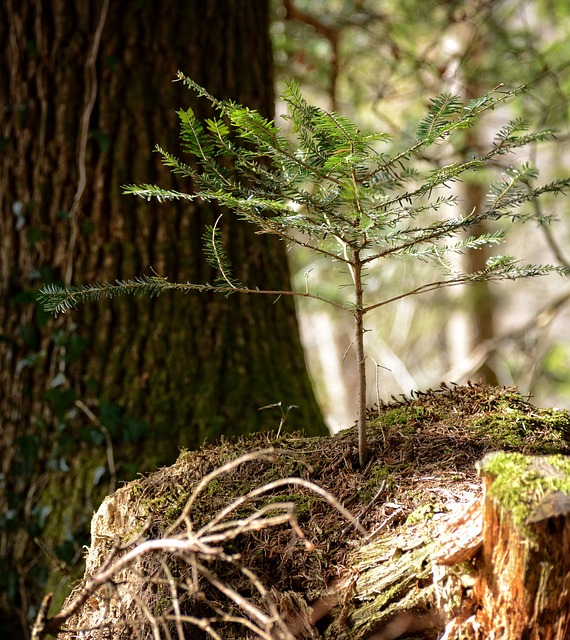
273,0,570,430
2,0,570,637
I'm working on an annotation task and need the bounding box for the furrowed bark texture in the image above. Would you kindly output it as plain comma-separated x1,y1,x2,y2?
0,1,325,635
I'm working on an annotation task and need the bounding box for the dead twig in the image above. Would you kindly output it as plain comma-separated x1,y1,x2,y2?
32,449,363,639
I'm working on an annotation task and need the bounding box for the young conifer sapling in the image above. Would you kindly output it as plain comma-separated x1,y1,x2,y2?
40,74,570,467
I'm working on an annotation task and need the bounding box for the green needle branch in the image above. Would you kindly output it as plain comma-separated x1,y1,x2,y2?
40,73,570,466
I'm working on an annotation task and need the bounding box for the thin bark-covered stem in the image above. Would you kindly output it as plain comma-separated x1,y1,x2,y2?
352,254,368,467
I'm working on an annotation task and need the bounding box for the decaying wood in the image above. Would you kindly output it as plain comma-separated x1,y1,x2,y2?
29,384,570,639
429,453,570,640
432,497,483,567
474,453,570,640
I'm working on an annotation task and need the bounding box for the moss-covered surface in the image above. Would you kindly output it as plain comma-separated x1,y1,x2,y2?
61,383,570,639
478,451,570,531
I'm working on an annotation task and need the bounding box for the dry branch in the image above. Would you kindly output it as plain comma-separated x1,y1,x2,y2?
32,449,365,640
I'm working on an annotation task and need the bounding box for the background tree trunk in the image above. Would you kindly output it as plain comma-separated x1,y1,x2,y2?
448,16,500,386
0,1,325,635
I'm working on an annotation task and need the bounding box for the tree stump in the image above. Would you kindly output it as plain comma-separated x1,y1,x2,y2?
28,386,570,640
434,453,570,640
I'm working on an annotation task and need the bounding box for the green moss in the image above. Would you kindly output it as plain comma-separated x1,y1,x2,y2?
359,465,395,503
136,387,570,545
139,442,324,533
371,405,434,431
146,490,190,524
259,493,315,520
405,502,439,525
471,407,570,452
479,452,570,531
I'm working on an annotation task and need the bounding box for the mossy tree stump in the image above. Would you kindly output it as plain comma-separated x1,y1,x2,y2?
435,453,570,640
476,453,570,639
28,385,570,639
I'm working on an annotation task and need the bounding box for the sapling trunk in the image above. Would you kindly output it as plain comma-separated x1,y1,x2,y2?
355,307,368,468
352,255,368,467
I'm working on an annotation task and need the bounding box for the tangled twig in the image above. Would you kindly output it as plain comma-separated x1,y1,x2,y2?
31,449,365,639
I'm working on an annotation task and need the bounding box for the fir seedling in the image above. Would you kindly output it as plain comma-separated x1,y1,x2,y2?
40,73,570,466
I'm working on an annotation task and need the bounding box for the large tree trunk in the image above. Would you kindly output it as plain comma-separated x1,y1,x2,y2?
0,1,325,635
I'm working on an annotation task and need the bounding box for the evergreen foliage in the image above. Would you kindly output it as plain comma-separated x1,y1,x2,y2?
39,73,570,466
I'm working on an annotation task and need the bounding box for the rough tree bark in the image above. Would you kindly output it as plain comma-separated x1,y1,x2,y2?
0,1,325,635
